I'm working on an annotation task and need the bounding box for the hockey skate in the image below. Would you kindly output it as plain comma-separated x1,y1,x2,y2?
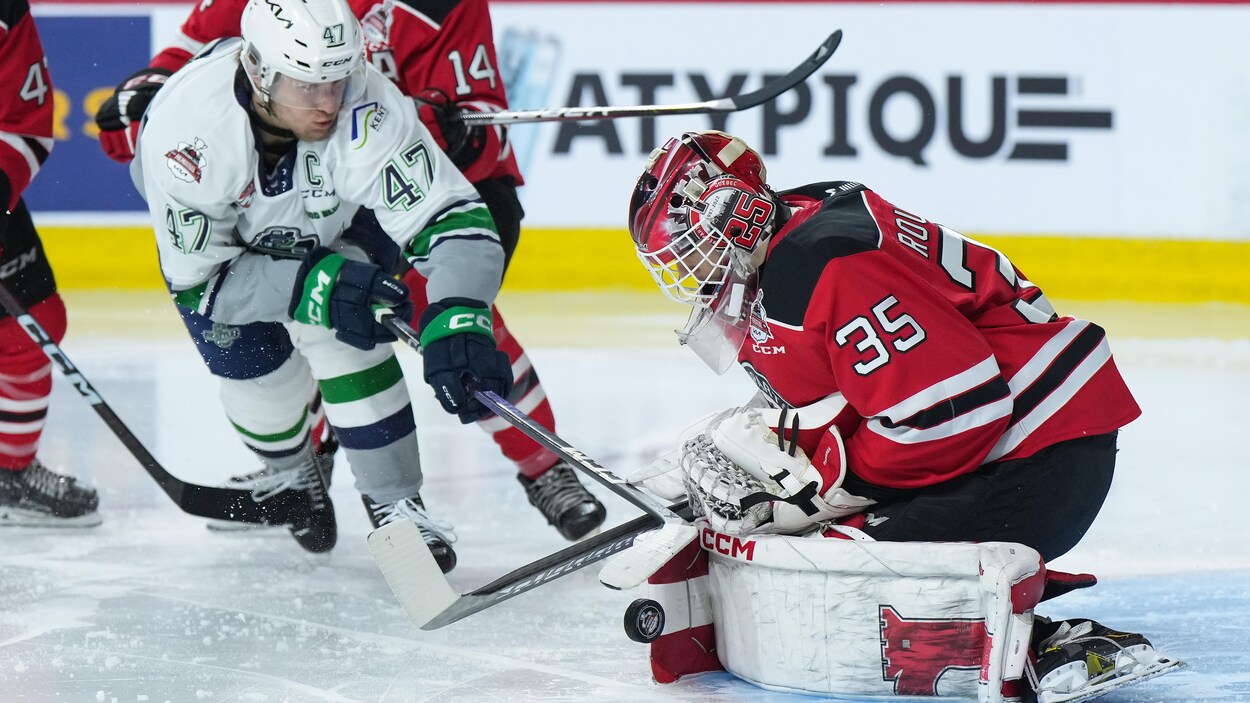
283,452,337,553
1032,619,1185,703
207,424,337,532
362,493,457,573
206,450,337,552
0,459,101,527
518,461,606,541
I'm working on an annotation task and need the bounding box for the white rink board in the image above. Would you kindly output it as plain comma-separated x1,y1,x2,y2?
137,2,1250,239
480,2,1250,240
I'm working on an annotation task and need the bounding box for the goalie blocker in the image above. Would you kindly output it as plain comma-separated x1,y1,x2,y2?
628,526,1181,703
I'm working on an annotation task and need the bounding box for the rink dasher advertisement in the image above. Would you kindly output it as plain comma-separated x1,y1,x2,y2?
22,1,1250,300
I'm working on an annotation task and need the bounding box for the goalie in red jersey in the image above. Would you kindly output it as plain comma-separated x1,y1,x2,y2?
94,0,605,542
622,130,1182,703
0,0,100,526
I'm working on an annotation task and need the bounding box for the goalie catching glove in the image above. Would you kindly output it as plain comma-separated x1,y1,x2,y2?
681,407,874,535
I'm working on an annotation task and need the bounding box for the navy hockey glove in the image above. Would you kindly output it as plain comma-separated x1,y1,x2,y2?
95,67,172,163
418,298,513,423
290,247,414,350
414,88,487,172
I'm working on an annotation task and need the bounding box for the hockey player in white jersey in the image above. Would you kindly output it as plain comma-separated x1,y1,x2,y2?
130,0,511,566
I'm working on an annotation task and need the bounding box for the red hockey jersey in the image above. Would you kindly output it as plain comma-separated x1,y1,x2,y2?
0,0,54,211
147,0,520,185
742,182,1140,494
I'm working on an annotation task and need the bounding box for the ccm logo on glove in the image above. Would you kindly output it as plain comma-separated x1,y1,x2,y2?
449,312,492,330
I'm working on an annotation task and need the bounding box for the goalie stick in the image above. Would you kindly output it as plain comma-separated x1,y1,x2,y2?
0,282,310,526
450,30,842,126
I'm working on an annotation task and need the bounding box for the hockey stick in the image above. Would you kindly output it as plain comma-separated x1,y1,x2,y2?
0,282,309,525
369,498,690,629
452,29,842,126
368,310,696,628
377,311,684,523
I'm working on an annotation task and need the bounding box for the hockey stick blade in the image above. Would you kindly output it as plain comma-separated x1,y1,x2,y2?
369,504,681,630
0,281,309,526
458,29,842,126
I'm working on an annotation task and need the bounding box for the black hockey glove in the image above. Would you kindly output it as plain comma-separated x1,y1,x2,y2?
290,247,414,351
418,298,513,423
414,88,487,172
95,67,173,163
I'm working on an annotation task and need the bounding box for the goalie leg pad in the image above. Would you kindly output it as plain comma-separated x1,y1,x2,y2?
641,538,722,684
697,527,1043,702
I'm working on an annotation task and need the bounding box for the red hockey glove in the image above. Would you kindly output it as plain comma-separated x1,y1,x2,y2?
414,88,487,174
95,67,172,163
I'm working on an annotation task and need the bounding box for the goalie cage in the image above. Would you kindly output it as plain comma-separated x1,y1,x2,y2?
641,523,1053,702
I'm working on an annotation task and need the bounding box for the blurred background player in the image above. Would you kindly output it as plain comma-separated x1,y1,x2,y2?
129,0,515,567
0,0,100,526
627,130,1172,700
95,0,606,542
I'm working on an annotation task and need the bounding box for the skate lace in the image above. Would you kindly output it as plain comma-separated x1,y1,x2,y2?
528,463,593,521
249,463,322,502
1038,620,1155,685
371,498,457,545
22,461,76,500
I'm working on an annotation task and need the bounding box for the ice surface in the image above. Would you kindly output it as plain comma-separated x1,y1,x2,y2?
1,294,1247,702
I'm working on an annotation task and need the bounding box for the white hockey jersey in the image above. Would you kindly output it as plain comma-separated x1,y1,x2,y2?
131,38,503,324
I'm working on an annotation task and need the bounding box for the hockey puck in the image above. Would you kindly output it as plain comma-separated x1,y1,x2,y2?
623,598,665,643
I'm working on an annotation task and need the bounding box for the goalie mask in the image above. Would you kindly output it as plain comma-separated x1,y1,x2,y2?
628,131,781,373
240,0,367,112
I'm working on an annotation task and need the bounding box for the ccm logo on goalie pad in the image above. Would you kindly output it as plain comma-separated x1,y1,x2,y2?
700,528,755,560
880,606,986,696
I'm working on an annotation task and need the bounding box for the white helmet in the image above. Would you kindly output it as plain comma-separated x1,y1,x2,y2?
240,0,366,110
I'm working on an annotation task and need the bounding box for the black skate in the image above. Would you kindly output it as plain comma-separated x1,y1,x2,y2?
284,454,336,553
0,459,101,527
1032,619,1185,703
207,432,337,533
362,493,457,573
518,461,606,541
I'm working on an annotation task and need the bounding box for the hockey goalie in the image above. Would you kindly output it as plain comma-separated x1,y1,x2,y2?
610,408,1183,703
606,130,1186,702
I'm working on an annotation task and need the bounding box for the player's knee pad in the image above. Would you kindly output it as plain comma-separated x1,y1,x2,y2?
218,352,315,433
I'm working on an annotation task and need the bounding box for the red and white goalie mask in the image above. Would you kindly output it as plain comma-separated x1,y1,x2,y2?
628,131,781,373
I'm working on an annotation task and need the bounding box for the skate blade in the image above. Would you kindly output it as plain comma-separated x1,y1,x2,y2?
1038,656,1187,703
0,508,102,528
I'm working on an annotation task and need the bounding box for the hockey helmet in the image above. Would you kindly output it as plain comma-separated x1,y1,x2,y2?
240,0,366,110
628,131,779,308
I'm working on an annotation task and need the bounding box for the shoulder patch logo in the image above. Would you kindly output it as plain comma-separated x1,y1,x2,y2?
165,139,208,183
748,290,773,344
351,102,388,149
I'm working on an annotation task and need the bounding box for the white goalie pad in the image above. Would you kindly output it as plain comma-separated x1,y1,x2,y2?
648,524,1045,702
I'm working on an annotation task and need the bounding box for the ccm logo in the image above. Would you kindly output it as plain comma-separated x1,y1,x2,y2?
700,528,755,561
449,312,490,330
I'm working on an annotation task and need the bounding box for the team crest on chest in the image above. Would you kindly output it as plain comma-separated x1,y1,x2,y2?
251,226,320,258
165,139,208,183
